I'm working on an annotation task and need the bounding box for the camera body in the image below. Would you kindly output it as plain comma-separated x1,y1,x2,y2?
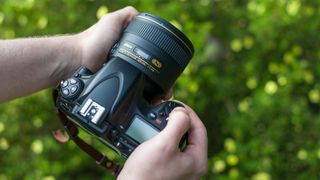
55,13,193,158
57,58,183,158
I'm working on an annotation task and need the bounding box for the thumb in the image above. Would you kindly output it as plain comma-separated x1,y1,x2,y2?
158,107,191,147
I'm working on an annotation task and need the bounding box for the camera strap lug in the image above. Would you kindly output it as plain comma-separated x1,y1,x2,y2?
52,89,122,176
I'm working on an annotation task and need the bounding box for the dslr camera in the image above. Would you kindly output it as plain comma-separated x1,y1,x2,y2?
55,13,194,158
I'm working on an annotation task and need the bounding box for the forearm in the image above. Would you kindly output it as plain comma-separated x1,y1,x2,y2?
0,35,80,102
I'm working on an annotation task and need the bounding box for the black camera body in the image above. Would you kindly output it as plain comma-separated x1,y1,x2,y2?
55,13,194,158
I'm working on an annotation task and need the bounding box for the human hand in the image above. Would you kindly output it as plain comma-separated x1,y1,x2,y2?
71,6,176,100
73,6,139,73
117,104,208,180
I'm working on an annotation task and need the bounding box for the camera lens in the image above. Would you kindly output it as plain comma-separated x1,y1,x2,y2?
112,13,194,94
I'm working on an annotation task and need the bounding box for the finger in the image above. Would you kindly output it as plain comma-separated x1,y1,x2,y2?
52,129,69,143
151,99,162,106
150,88,173,105
108,6,139,27
162,88,173,100
183,104,208,160
171,100,207,155
157,107,191,148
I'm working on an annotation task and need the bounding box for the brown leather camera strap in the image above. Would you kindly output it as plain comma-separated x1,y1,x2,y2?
52,89,122,176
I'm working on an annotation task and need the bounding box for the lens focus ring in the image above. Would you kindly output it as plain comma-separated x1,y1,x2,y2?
124,14,194,69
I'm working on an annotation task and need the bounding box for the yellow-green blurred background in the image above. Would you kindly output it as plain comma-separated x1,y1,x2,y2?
1,0,320,179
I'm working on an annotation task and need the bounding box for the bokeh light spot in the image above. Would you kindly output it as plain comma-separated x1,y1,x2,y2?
31,139,43,154
283,52,295,64
189,81,198,93
231,39,242,52
292,45,302,56
0,122,4,133
96,6,109,19
247,77,258,89
212,160,226,174
297,149,308,160
268,62,280,74
252,172,271,180
18,15,28,26
41,176,56,180
0,13,4,25
287,0,301,16
227,155,239,166
244,36,254,49
229,168,239,178
277,76,287,86
0,138,9,150
224,138,237,153
308,89,320,103
265,81,278,95
238,99,250,112
37,16,48,29
303,71,314,84
33,117,43,128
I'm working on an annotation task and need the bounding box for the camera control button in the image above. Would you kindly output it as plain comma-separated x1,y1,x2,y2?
90,108,97,114
70,85,78,94
155,118,162,125
149,112,157,119
111,130,118,137
69,78,77,85
116,142,121,147
159,111,165,117
61,80,68,88
62,89,69,96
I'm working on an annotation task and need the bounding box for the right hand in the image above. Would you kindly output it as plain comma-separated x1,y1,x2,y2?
118,104,208,180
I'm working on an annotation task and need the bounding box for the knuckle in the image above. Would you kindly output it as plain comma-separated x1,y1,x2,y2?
169,110,190,125
171,107,189,116
124,6,138,13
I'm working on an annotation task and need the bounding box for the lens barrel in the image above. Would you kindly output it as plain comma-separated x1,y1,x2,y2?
112,13,194,93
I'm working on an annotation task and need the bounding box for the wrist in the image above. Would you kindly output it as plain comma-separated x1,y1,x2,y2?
59,34,82,80
117,170,150,180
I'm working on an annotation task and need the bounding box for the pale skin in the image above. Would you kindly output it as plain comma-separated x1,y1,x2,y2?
0,6,208,179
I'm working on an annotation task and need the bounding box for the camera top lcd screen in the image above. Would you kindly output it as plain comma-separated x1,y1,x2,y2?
126,116,159,143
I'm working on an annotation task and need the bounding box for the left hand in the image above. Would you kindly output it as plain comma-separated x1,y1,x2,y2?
74,6,139,72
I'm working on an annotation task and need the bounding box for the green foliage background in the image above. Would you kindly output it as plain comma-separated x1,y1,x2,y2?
1,0,320,179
